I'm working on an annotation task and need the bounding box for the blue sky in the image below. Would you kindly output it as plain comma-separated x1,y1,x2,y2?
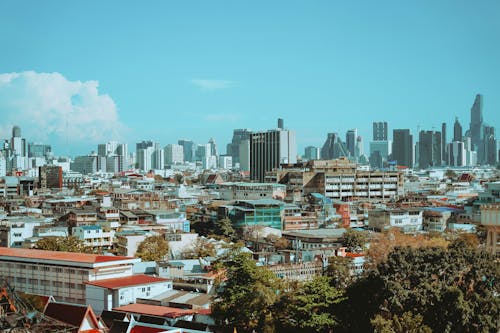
0,0,499,156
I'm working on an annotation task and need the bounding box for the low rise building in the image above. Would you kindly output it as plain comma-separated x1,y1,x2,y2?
218,182,286,201
368,208,423,232
481,203,500,255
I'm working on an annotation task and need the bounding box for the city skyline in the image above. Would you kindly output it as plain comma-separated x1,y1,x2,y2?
1,1,499,155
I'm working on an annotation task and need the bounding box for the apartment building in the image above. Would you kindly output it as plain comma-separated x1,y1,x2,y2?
0,247,139,305
368,208,423,232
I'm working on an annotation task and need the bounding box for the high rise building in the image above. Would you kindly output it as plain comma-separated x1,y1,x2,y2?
355,136,364,159
369,140,391,169
392,129,413,168
278,118,284,130
178,139,195,162
10,125,27,171
97,141,127,172
345,129,357,158
418,131,442,169
441,122,447,165
226,129,251,165
250,129,297,182
239,140,250,172
304,146,320,160
321,133,348,160
483,126,497,165
453,117,463,142
28,143,52,159
447,141,465,166
469,94,484,160
39,165,63,189
164,144,184,165
136,141,161,171
373,122,388,141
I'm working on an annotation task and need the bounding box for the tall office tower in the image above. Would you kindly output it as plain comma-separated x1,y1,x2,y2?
321,133,348,159
196,144,216,169
98,141,127,172
373,121,388,141
369,140,391,169
346,129,357,158
250,129,297,182
239,140,250,171
71,155,100,174
28,143,52,159
208,137,218,157
178,139,195,162
10,125,27,170
355,136,364,158
278,118,284,130
392,129,413,168
136,141,156,171
483,126,497,165
164,144,184,165
219,155,233,169
226,129,251,165
441,122,447,165
453,117,463,142
418,131,442,169
304,146,320,160
447,141,465,166
0,152,6,177
469,94,484,159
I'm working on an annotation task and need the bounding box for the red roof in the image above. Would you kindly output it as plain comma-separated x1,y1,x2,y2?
114,303,194,318
129,325,166,333
0,247,135,264
86,274,170,289
345,252,365,258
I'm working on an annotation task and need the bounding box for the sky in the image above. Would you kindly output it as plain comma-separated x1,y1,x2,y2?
0,0,499,157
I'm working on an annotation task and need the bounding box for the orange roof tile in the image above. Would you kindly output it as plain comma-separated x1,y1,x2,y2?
86,275,170,289
0,247,135,264
114,303,194,318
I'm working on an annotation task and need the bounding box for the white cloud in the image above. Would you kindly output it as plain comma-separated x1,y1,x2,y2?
190,79,234,91
0,71,126,144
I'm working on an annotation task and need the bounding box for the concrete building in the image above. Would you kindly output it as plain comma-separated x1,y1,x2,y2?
73,225,114,250
321,133,348,160
447,141,466,166
226,129,252,165
218,155,233,170
373,121,388,141
218,182,286,201
368,208,423,233
480,203,500,255
221,199,285,230
250,128,297,182
164,144,184,165
418,130,442,168
0,247,140,305
177,139,195,163
39,165,63,189
304,146,320,160
369,140,392,169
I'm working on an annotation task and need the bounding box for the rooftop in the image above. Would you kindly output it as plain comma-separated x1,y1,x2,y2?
0,247,136,265
113,303,195,318
86,274,170,289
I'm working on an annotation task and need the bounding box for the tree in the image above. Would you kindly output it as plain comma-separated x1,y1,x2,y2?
182,237,216,259
325,256,353,289
35,236,92,253
214,217,235,239
371,312,432,333
274,276,344,333
342,229,368,251
337,245,499,332
135,235,169,262
212,252,281,333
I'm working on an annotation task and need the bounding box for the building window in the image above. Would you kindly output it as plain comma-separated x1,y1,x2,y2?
13,233,22,237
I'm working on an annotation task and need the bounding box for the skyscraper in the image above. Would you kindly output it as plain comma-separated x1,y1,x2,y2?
447,141,465,167
226,129,251,165
469,94,483,159
250,129,297,182
418,131,442,169
453,117,463,142
392,129,413,168
321,133,348,160
304,146,320,160
373,122,388,141
178,139,195,162
345,129,357,158
483,126,497,165
441,122,447,165
164,144,184,165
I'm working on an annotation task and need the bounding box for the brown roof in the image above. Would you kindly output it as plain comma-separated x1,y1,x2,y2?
44,302,98,329
86,274,170,289
0,247,135,264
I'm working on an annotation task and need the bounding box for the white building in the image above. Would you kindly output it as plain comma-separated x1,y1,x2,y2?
218,155,233,170
219,182,286,201
368,208,423,232
0,247,139,305
73,225,114,250
164,144,184,165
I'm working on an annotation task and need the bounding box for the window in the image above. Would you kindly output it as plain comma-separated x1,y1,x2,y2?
43,267,50,271
54,268,63,273
13,233,22,237
28,279,37,284
17,277,26,283
52,281,62,287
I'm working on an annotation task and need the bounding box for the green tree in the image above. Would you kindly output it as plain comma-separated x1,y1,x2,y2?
214,217,235,239
337,246,499,332
182,237,216,259
371,312,432,333
325,256,353,289
135,235,169,262
212,252,281,333
35,236,92,253
275,275,344,333
342,229,368,251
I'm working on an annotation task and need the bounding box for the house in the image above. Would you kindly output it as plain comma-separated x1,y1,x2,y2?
85,274,172,313
44,301,106,333
368,208,423,233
